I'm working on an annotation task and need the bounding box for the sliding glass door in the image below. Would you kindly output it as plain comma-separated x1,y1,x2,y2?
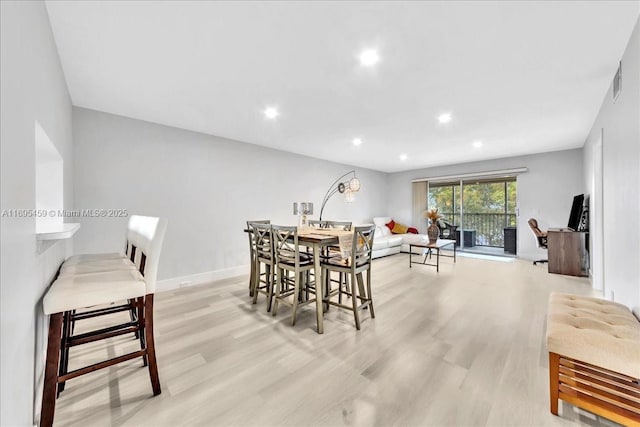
428,177,517,253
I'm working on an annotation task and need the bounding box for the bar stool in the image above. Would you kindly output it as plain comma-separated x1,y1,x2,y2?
39,215,167,427
271,225,317,327
246,220,270,296
321,225,376,330
249,222,277,311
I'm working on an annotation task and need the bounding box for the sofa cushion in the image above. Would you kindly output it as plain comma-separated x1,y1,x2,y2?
377,226,391,237
372,239,390,250
385,219,395,230
407,227,418,234
387,235,404,247
400,233,427,245
391,222,409,234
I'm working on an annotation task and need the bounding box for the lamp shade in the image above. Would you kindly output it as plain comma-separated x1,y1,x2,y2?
293,202,314,215
349,177,361,192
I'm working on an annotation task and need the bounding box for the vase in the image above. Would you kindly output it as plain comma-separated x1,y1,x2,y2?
427,223,439,244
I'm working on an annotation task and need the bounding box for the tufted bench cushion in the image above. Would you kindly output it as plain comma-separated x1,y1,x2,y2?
546,293,640,379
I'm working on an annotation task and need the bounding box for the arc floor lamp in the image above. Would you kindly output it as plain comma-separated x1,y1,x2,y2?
319,171,361,221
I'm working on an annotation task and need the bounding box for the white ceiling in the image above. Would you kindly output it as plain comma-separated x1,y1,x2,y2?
45,1,639,173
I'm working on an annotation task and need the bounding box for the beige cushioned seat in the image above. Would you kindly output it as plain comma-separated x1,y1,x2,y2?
546,293,640,379
59,258,137,275
63,252,125,266
43,269,145,315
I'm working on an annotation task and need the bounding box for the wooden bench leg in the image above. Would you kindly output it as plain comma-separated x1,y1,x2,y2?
144,294,161,395
549,352,560,415
41,312,63,427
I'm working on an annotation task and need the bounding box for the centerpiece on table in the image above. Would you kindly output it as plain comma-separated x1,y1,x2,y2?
423,209,442,244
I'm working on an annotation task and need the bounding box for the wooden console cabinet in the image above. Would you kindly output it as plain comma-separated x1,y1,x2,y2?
547,229,589,277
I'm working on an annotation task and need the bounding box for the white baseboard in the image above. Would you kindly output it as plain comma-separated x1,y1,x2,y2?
156,265,249,292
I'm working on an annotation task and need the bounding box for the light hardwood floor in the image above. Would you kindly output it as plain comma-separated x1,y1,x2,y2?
53,253,622,427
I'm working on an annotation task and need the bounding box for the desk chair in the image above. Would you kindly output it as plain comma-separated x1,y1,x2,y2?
528,218,548,265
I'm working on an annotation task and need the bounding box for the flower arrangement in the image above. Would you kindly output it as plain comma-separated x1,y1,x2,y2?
423,209,442,224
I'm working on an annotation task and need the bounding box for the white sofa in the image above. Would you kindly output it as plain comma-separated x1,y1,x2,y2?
372,217,429,259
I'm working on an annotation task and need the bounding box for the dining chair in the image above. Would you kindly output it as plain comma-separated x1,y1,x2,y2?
321,224,376,330
249,222,277,311
308,219,326,228
271,225,317,327
246,220,270,296
40,216,167,427
324,220,352,231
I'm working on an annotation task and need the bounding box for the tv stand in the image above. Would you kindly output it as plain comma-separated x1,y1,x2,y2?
547,229,589,277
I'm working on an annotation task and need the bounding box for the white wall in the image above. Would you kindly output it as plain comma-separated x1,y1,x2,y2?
0,1,74,425
72,108,388,285
583,18,639,310
386,149,585,261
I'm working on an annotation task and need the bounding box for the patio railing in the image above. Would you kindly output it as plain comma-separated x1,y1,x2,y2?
439,212,516,247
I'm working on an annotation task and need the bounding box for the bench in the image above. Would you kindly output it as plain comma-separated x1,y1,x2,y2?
546,293,640,426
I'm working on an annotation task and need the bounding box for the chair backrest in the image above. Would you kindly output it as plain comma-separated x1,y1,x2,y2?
528,218,547,249
247,219,270,255
325,220,352,231
350,225,376,268
308,220,326,228
249,222,273,262
272,225,303,269
126,215,168,294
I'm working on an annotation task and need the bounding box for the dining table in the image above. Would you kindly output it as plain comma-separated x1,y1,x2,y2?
296,227,354,334
245,226,352,334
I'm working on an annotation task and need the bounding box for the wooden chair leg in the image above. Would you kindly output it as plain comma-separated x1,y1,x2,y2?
57,311,71,395
137,297,148,367
350,273,360,330
549,352,560,415
41,312,63,427
366,269,375,318
252,260,261,305
266,264,275,312
291,271,300,326
272,268,281,316
144,294,161,396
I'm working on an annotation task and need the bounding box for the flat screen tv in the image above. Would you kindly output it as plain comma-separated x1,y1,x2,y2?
567,194,584,231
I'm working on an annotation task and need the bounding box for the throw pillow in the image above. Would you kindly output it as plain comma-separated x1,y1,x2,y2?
391,222,408,234
407,227,418,234
385,220,395,231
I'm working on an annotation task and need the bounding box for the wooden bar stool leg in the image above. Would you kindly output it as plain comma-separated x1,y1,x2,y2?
266,264,275,312
144,294,161,396
350,272,360,330
366,270,375,318
41,312,63,427
272,268,282,316
57,310,71,395
291,272,300,326
252,260,261,305
137,297,148,367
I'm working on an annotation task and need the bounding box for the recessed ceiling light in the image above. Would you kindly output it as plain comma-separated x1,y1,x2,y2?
438,113,452,124
352,138,363,146
400,154,408,161
359,49,380,66
264,107,279,119
473,140,483,148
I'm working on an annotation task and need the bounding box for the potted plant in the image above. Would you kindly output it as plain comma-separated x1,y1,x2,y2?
423,209,442,244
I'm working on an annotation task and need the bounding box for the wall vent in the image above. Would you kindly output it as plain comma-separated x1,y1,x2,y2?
613,61,622,101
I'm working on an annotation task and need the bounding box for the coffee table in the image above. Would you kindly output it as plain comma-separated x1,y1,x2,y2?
409,239,456,272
